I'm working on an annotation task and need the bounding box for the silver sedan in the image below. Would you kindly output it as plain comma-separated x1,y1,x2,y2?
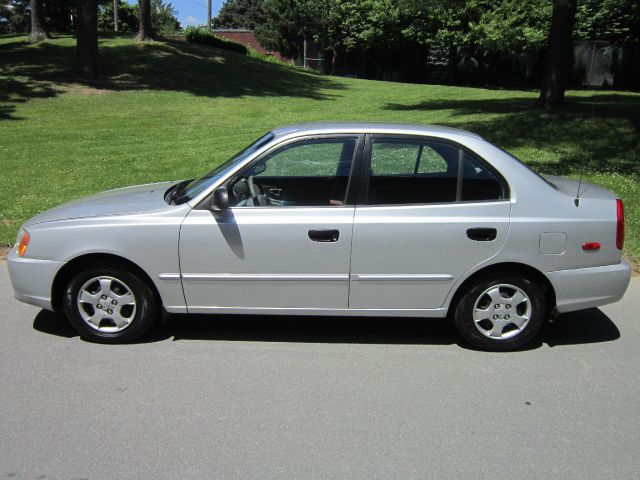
8,122,631,350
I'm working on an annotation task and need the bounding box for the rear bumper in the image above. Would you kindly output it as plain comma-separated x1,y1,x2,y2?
546,259,632,313
7,248,64,311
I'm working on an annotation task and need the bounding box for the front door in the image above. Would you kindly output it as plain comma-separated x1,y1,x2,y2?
349,135,511,310
179,135,363,312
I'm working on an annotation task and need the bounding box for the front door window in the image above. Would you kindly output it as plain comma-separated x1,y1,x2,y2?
229,137,358,207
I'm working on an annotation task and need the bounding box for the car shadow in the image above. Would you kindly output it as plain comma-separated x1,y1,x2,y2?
32,307,621,349
32,309,77,338
543,308,621,347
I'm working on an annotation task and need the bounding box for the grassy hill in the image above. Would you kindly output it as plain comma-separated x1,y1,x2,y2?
1,34,638,264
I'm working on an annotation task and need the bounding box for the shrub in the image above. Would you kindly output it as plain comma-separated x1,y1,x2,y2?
246,45,290,66
184,27,248,55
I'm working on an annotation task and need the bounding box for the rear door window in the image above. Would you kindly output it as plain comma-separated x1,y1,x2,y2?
366,137,506,205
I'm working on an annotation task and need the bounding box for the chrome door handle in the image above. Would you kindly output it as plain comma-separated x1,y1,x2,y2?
308,229,340,242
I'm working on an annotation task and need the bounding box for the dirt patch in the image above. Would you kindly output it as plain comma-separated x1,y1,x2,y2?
627,256,640,277
0,246,10,261
61,82,110,95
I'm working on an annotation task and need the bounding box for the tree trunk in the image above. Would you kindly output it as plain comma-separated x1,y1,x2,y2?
207,0,212,30
331,49,338,75
537,0,577,108
73,0,99,80
29,0,50,42
136,0,152,41
447,43,457,85
113,0,119,32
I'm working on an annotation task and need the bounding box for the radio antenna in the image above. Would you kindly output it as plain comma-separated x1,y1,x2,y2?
575,42,600,207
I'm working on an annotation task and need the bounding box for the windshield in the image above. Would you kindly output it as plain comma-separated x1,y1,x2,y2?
170,132,274,204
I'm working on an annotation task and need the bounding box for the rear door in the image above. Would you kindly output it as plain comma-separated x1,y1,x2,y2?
349,135,511,310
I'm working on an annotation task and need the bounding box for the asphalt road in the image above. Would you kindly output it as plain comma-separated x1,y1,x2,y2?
1,261,639,480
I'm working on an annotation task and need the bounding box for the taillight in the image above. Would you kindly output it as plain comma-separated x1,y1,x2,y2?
17,230,31,257
616,199,624,250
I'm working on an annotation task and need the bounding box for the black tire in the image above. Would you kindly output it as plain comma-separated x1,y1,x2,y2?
453,275,545,351
62,264,158,344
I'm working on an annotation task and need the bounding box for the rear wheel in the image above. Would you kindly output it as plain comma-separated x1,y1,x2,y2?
62,265,158,343
453,275,545,351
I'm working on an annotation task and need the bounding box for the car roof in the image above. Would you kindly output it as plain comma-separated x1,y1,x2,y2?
271,122,482,140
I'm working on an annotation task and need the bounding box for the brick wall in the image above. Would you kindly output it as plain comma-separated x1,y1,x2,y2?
213,30,288,62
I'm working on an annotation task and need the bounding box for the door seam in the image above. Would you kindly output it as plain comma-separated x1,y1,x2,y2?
347,206,356,308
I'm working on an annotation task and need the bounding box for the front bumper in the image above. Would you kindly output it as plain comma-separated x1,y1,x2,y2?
7,247,64,311
546,259,632,313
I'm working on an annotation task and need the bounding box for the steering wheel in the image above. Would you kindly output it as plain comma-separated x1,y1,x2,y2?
247,175,268,206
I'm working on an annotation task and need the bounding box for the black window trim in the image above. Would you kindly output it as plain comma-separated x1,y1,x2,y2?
360,133,510,207
198,133,366,210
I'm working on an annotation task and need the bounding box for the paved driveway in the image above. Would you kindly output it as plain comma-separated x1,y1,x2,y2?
1,261,639,479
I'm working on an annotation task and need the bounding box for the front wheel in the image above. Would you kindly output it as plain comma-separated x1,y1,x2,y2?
453,276,545,351
62,265,158,343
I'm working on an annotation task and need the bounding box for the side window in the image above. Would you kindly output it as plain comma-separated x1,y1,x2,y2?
371,143,448,175
368,139,458,204
368,138,506,205
229,137,358,207
461,152,505,201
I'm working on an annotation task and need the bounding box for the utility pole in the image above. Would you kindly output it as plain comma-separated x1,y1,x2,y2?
207,0,212,30
113,0,119,32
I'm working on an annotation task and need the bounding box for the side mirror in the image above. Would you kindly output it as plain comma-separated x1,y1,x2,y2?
211,186,229,212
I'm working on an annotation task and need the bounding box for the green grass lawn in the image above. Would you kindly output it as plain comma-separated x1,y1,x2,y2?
1,34,639,266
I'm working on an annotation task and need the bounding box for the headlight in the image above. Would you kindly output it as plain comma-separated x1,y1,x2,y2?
16,229,31,257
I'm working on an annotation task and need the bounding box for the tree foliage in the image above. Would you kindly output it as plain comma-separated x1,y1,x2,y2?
254,0,303,57
96,0,178,35
214,0,266,29
98,0,138,32
574,0,640,46
151,0,180,35
255,0,640,61
471,0,552,54
0,1,30,33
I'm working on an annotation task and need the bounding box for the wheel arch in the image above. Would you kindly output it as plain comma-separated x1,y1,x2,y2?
51,253,162,312
447,262,557,318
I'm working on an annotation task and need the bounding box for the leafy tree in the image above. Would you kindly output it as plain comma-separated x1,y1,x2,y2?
214,0,266,29
0,1,30,34
96,0,178,34
471,0,551,55
97,0,138,32
151,0,180,35
400,0,481,83
575,0,640,46
341,0,401,51
255,0,303,57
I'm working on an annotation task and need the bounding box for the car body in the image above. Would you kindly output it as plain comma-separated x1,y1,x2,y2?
8,122,631,350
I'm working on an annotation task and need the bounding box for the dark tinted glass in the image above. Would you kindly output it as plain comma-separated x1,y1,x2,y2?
461,152,505,201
